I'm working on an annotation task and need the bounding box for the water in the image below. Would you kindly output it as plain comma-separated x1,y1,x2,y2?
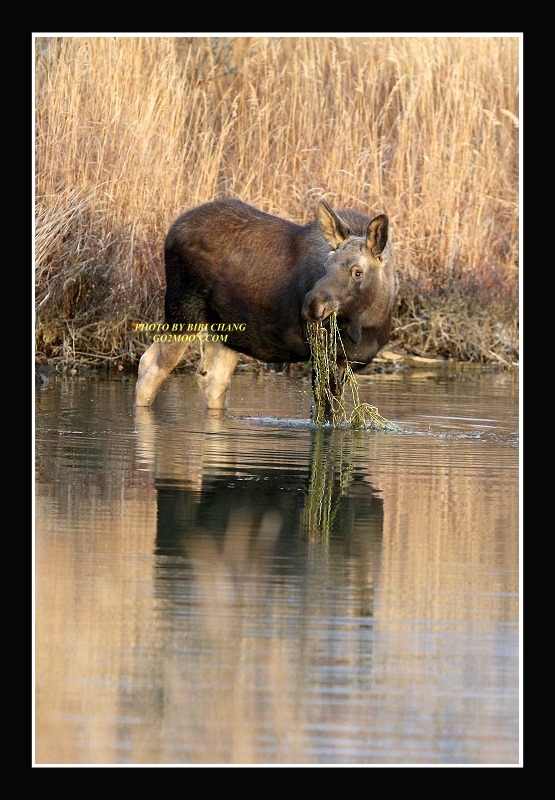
34,366,520,766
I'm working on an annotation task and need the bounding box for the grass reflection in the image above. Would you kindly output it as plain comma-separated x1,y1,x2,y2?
301,428,355,540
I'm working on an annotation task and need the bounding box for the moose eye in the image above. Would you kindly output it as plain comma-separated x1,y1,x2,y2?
351,267,364,280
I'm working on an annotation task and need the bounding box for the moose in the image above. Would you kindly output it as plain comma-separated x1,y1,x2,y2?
135,198,397,414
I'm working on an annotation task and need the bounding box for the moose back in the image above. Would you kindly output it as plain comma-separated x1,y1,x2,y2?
135,198,397,412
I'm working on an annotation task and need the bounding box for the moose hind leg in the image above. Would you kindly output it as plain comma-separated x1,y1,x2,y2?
135,341,189,406
196,339,239,409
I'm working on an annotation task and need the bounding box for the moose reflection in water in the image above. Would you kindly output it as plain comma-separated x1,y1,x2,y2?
135,407,384,615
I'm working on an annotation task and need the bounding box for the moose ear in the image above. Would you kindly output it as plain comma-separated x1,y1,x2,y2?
366,214,388,257
318,200,351,249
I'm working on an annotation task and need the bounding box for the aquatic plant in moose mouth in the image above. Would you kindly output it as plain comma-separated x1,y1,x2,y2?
307,312,398,430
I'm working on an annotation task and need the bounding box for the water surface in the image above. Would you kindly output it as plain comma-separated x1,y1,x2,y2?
34,367,520,765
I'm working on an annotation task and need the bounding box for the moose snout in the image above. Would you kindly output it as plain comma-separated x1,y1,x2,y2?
302,290,337,322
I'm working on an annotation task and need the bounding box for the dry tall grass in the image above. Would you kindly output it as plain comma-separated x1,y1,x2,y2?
35,36,519,368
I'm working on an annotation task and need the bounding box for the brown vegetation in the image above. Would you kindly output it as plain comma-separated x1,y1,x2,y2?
35,36,519,370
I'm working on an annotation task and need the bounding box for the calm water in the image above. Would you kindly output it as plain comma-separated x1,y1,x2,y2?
34,367,520,766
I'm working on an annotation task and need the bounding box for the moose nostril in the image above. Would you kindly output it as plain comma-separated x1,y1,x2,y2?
306,301,327,321
302,295,318,318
